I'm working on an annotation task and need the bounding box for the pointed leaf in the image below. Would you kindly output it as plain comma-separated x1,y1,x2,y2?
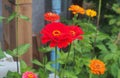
12,44,30,57
32,59,44,67
19,15,30,21
109,19,116,25
7,12,17,23
38,46,52,53
6,44,30,57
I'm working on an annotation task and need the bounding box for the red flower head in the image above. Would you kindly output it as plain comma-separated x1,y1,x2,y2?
68,26,84,40
22,71,37,78
40,22,72,48
44,12,60,22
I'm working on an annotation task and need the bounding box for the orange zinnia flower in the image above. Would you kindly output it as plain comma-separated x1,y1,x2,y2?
68,5,85,15
44,12,60,22
86,9,97,17
89,59,106,75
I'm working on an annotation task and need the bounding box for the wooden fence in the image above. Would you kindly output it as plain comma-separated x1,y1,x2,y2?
2,0,33,66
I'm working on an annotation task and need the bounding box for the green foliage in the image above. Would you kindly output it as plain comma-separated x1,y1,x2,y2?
6,12,30,23
0,48,5,59
7,12,17,23
19,15,30,21
105,3,120,36
38,46,52,53
20,60,32,73
6,44,30,57
2,0,120,78
5,71,21,78
32,56,50,78
32,59,44,67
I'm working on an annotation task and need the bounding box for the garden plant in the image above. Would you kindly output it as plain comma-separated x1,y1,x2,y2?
0,0,120,78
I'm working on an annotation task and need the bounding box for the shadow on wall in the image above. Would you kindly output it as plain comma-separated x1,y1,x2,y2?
0,0,3,48
32,0,45,33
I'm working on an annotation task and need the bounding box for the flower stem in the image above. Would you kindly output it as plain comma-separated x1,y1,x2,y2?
97,0,102,29
16,3,19,73
88,17,91,23
55,47,57,78
93,0,102,53
89,72,92,78
62,44,71,77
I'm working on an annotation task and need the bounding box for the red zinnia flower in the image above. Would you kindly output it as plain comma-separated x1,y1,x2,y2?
68,26,84,40
22,71,37,78
44,12,60,22
40,22,72,48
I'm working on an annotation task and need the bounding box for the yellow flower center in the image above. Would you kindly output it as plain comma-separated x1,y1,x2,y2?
28,74,34,78
70,30,76,36
52,30,61,36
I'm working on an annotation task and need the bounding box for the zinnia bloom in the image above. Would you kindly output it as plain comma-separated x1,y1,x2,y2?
22,71,37,78
68,5,85,14
44,12,60,22
40,22,72,48
68,26,84,40
89,59,106,75
86,9,97,17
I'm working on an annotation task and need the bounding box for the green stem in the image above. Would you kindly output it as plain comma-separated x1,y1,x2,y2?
73,14,78,25
97,0,102,29
98,75,100,78
73,46,75,66
88,17,91,23
62,44,72,77
55,47,57,78
93,0,102,53
89,73,92,78
65,44,71,67
16,3,19,73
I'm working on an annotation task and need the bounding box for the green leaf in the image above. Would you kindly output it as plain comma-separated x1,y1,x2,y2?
20,60,27,72
110,63,119,78
118,69,120,78
19,15,30,21
6,71,21,78
104,15,114,18
38,46,52,53
38,69,49,78
116,21,120,26
45,62,55,72
13,44,30,57
58,51,71,64
61,70,78,78
103,54,113,62
97,44,108,52
20,60,27,69
107,42,117,52
0,16,5,22
0,48,5,59
20,60,31,73
32,59,44,67
96,32,110,42
6,44,30,57
109,19,116,25
112,4,120,14
7,12,17,23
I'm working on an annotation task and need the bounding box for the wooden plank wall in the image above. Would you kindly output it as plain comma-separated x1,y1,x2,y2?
2,0,32,66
